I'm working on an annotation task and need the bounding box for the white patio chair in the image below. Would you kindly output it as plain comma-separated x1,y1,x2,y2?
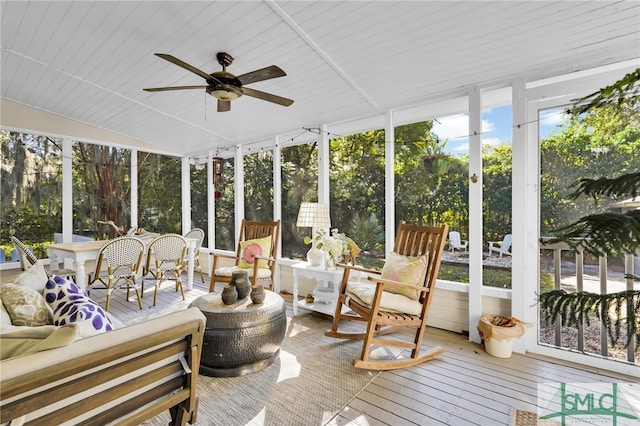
88,237,145,312
144,234,187,306
184,228,205,283
488,234,512,257
448,231,468,253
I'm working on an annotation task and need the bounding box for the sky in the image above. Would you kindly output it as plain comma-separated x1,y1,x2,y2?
433,105,569,156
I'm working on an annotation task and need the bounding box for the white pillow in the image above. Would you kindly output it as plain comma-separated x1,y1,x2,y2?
13,260,49,293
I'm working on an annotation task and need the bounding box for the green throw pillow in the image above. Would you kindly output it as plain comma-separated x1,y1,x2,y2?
380,252,428,300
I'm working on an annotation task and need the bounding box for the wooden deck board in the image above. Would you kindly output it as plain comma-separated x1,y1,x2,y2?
6,267,632,426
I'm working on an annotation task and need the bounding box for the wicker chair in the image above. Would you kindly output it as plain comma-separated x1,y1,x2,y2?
184,228,205,283
10,235,76,280
325,221,448,370
209,220,280,292
144,234,187,306
88,237,145,312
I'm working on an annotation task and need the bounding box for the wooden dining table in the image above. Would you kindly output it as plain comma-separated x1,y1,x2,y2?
47,237,198,291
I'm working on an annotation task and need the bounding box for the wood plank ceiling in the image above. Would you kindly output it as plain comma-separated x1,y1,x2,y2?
1,1,638,157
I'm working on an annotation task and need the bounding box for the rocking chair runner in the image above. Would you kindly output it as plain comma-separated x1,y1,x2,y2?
209,220,280,292
325,221,449,370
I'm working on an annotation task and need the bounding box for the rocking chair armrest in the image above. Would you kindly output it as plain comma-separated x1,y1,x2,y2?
367,275,429,294
209,251,237,260
337,263,381,276
252,254,276,263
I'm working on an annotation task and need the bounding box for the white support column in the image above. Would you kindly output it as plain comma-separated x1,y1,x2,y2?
207,154,214,250
468,88,483,343
181,157,191,234
130,149,138,229
62,138,72,243
273,138,282,222
272,137,282,292
234,146,244,240
518,80,540,354
384,111,395,256
318,125,330,206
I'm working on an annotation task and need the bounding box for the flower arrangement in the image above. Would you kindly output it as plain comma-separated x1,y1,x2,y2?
304,228,360,269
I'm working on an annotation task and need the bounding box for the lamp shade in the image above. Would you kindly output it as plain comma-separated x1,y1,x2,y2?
296,202,330,228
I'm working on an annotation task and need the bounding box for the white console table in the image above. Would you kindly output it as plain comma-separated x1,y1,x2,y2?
291,262,345,316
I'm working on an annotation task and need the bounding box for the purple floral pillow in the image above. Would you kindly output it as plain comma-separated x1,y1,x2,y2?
43,276,114,336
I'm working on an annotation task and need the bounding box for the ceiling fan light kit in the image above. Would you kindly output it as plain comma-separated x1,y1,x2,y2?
143,52,293,112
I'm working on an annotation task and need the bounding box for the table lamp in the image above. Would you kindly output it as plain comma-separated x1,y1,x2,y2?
296,202,330,266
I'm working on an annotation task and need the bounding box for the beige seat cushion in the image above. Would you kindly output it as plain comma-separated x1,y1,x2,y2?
214,266,272,279
345,280,423,316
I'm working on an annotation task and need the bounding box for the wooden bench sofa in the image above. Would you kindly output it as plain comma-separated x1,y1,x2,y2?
0,307,206,426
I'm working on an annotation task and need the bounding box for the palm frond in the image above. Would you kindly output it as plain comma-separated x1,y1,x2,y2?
568,172,640,201
539,290,640,349
546,210,640,257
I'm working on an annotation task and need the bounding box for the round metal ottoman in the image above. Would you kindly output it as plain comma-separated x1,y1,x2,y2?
190,289,286,377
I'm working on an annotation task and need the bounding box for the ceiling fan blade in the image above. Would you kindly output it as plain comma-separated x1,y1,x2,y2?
143,85,207,92
237,65,286,85
218,100,231,112
241,87,294,107
155,53,216,81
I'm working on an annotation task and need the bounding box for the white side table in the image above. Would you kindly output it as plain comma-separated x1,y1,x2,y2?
292,262,345,316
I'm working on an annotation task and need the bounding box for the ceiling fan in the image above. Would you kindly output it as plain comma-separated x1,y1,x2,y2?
143,52,294,112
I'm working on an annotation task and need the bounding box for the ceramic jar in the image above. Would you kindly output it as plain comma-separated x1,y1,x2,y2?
250,285,266,304
221,285,238,305
231,270,251,299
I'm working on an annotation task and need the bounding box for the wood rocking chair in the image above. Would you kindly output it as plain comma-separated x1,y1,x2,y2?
209,220,280,292
325,221,449,370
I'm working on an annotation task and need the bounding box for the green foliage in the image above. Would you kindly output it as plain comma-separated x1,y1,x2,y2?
214,157,236,250
550,211,640,257
346,213,384,253
329,130,386,248
244,151,275,221
73,142,131,238
568,172,640,201
138,152,182,234
540,289,640,349
483,144,512,240
281,144,318,258
570,68,640,115
540,69,640,351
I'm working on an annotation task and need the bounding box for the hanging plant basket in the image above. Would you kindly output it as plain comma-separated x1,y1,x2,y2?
422,154,450,176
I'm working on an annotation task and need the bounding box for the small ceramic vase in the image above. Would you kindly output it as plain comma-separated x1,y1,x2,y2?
231,270,251,299
307,247,324,266
221,285,238,305
250,285,266,304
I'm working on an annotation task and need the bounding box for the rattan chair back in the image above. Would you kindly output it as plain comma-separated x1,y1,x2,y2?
90,236,145,311
10,236,37,271
145,234,187,306
184,228,205,282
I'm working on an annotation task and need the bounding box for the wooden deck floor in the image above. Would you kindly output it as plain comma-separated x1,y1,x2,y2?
63,275,640,426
